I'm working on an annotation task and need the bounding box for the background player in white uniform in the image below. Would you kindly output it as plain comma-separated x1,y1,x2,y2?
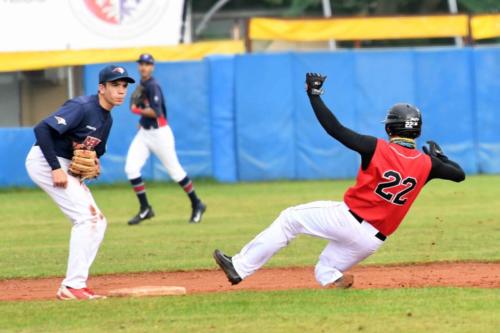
125,53,206,225
25,65,135,300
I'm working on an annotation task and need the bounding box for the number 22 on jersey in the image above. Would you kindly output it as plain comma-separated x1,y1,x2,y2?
374,170,417,206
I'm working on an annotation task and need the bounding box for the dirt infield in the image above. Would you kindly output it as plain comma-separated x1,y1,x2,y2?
1,262,498,301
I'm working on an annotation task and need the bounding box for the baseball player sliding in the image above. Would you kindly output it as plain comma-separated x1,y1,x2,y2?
26,65,135,300
125,53,206,225
214,73,466,288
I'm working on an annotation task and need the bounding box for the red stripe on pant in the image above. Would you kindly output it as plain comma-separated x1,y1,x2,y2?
133,185,145,193
183,181,193,193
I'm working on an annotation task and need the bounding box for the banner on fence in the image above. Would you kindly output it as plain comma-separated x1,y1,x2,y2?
0,0,184,52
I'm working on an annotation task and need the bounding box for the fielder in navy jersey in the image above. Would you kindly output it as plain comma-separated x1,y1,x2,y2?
125,53,206,225
26,65,135,300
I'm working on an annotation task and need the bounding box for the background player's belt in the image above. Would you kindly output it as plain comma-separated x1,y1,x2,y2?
348,209,387,241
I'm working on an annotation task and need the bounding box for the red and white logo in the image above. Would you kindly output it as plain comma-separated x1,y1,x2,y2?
82,136,102,149
83,0,144,25
70,0,173,39
112,67,125,74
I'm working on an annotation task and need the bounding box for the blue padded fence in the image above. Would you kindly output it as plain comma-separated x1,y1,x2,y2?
207,56,238,182
473,47,500,174
292,52,359,180
1,46,499,187
0,128,35,187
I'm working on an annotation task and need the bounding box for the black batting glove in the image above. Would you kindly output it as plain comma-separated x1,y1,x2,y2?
306,73,327,96
422,140,447,160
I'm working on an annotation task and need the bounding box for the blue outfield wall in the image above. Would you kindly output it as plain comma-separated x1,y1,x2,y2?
474,47,500,173
0,128,35,186
1,46,499,187
231,48,489,180
207,56,238,182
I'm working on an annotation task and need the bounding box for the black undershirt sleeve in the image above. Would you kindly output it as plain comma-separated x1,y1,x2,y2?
308,95,377,169
34,121,61,170
308,95,466,182
426,155,466,182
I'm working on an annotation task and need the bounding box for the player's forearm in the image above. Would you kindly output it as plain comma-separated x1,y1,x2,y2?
441,157,463,172
308,95,344,137
140,107,158,118
131,102,157,118
34,122,61,170
437,158,465,182
428,156,466,182
94,144,105,158
131,105,157,118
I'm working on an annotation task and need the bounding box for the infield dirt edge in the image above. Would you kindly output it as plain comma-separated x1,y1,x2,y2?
1,261,499,301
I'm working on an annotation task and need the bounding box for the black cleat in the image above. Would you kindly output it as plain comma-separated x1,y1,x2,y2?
213,249,242,285
189,201,206,224
127,206,155,225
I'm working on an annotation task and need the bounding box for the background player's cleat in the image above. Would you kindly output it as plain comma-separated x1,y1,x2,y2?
332,274,354,289
128,206,155,225
56,285,106,300
213,249,242,285
189,201,206,223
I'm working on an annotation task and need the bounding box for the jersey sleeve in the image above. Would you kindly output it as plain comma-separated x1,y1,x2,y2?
33,121,61,170
144,83,164,118
426,155,466,182
43,101,85,135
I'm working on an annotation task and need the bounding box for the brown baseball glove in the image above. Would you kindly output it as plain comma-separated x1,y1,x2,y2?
130,84,145,108
68,149,100,180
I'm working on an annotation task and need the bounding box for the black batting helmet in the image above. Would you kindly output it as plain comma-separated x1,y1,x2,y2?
383,103,422,139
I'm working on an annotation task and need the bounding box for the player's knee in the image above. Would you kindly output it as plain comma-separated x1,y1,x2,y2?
275,207,300,238
171,173,186,183
74,206,108,226
278,207,293,220
98,212,107,224
99,215,108,234
90,213,108,235
166,167,186,183
124,163,141,180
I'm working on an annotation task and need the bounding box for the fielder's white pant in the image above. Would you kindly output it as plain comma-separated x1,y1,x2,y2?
125,126,187,182
232,201,384,286
25,146,107,289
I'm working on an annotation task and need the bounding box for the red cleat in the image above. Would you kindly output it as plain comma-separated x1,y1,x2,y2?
56,285,106,300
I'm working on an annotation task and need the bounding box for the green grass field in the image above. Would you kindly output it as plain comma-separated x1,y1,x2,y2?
0,175,499,332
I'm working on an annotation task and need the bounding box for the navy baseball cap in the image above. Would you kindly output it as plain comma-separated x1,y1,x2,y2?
137,53,155,64
99,65,135,84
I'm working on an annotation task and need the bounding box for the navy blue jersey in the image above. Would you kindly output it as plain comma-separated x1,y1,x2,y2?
138,77,167,129
36,95,112,160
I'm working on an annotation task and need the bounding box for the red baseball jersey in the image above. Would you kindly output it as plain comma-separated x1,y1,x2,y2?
344,139,432,236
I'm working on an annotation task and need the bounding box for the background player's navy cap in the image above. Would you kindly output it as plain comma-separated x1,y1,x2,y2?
137,53,155,64
99,65,135,84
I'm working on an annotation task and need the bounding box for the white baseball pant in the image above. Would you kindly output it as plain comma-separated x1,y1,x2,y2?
232,201,384,286
125,126,187,182
25,146,107,289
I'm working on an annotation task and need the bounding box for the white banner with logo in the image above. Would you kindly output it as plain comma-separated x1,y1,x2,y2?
0,0,185,52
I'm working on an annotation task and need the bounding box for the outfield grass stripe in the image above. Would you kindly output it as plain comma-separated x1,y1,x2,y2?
0,288,498,333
